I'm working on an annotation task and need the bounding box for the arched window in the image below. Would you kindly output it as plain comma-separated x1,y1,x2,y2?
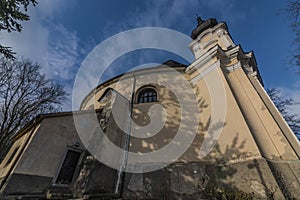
137,88,157,103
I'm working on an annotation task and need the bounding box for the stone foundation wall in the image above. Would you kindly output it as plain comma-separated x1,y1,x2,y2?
2,158,300,199
121,159,287,199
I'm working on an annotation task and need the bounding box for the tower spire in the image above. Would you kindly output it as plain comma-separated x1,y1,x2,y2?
191,17,218,39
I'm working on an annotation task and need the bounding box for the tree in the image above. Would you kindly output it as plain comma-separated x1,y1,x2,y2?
286,1,300,72
0,0,37,59
0,57,66,159
267,88,300,139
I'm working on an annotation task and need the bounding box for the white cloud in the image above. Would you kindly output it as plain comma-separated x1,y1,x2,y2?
0,0,70,63
131,0,201,28
0,15,49,64
106,0,244,32
42,24,80,80
0,0,248,111
0,0,84,111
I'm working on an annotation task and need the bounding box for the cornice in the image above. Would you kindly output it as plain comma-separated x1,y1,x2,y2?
186,44,263,84
80,65,187,109
189,22,229,46
186,45,220,75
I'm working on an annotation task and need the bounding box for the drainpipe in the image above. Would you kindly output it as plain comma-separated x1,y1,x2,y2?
114,73,136,197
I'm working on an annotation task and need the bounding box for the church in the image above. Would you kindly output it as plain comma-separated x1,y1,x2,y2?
0,18,300,199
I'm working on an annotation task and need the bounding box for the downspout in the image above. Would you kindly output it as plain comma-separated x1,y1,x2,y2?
114,73,136,197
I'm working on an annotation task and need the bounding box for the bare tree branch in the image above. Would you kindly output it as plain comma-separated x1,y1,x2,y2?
0,57,66,159
286,1,300,72
267,88,300,139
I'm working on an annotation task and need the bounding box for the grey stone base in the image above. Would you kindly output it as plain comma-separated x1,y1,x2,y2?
121,159,288,199
2,173,52,196
1,158,300,199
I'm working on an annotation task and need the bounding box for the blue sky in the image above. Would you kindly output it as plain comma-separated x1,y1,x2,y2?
1,0,299,114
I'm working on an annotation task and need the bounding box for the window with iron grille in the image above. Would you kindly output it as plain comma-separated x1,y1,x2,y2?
137,88,157,103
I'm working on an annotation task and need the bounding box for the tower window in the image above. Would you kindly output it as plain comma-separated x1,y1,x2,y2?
137,88,157,103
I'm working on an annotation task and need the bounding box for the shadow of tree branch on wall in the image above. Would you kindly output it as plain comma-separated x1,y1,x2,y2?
170,134,257,200
70,81,281,199
119,133,278,200
130,132,280,200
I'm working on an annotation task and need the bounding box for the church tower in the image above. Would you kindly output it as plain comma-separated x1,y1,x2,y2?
187,17,300,199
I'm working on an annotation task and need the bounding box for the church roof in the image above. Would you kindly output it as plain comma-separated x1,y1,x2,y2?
160,60,187,68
